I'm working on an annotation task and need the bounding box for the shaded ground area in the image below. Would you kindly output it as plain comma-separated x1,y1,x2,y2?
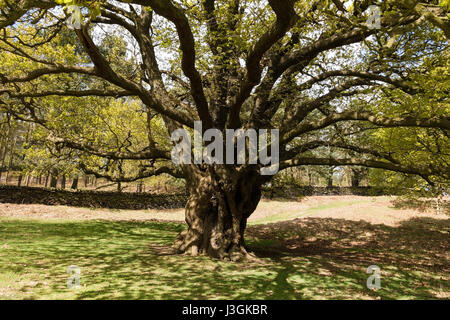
0,196,448,300
246,217,449,299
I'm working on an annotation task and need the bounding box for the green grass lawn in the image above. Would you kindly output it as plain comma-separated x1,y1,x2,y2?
0,209,448,300
249,200,371,225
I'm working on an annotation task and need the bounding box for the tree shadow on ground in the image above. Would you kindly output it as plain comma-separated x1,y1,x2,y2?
391,197,449,214
0,216,448,300
247,216,449,299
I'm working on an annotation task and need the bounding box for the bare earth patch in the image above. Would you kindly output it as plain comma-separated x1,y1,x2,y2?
0,203,185,222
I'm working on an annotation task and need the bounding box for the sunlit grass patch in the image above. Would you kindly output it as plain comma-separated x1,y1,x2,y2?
0,213,448,300
250,199,370,225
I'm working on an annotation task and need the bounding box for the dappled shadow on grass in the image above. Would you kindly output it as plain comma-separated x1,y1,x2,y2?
391,197,449,214
247,217,449,299
0,216,448,300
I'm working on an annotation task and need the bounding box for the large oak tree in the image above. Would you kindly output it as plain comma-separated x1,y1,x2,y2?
0,0,449,260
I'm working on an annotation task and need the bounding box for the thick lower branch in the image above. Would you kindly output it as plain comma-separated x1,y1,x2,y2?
280,157,446,179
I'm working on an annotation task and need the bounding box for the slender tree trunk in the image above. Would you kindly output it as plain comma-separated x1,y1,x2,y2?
327,176,333,187
5,137,16,185
0,160,3,183
351,168,360,187
137,180,143,193
45,173,49,188
17,123,32,188
307,168,313,186
0,119,10,184
50,176,58,188
17,174,23,187
71,176,79,190
50,168,58,188
61,174,66,189
173,166,262,261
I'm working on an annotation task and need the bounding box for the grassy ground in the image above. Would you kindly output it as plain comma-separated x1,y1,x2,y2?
0,196,448,300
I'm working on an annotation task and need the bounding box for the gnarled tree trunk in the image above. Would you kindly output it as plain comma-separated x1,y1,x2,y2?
173,165,262,261
71,176,79,190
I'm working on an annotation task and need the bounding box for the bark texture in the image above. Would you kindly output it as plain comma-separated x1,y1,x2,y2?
174,166,262,261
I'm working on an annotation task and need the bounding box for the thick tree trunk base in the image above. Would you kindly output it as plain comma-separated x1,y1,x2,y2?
174,230,256,261
173,167,262,261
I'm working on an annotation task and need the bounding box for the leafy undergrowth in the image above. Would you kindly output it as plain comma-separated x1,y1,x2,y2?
0,212,448,300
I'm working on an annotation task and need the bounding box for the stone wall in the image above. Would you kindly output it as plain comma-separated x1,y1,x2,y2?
0,185,396,210
0,185,188,210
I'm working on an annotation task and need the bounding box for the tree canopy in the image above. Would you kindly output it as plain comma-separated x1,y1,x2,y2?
0,0,449,260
